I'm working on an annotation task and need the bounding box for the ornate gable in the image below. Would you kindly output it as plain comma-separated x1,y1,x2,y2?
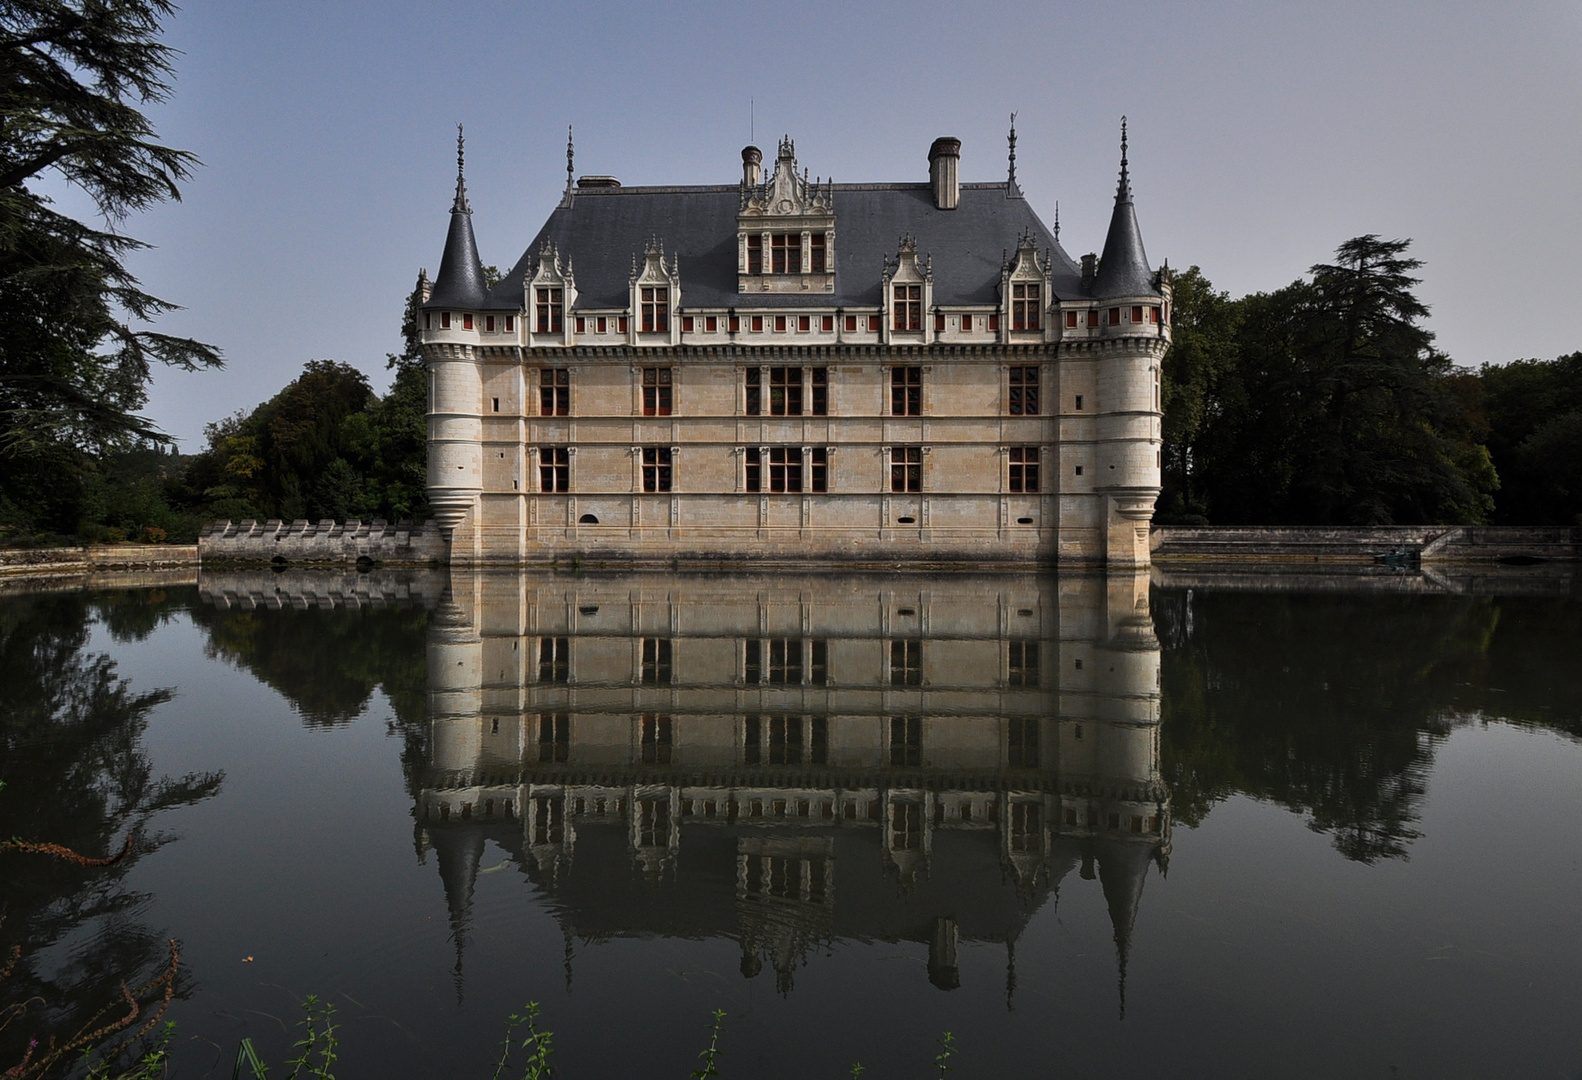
737,137,836,294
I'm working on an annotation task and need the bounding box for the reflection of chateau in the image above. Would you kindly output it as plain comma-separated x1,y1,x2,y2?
416,572,1166,1007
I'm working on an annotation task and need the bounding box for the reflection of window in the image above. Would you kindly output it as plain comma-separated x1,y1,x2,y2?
538,714,568,763
889,716,921,766
890,447,922,493
1008,366,1039,415
642,368,672,415
1008,447,1039,493
532,795,564,844
891,799,922,848
539,447,569,492
744,715,828,765
891,367,921,415
641,714,672,764
1008,717,1038,767
1010,801,1041,852
641,447,672,492
541,368,569,416
637,797,669,847
745,640,828,685
641,638,672,685
539,638,568,684
1008,641,1039,688
769,716,801,764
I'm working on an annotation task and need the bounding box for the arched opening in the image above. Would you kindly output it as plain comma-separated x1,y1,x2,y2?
579,513,599,524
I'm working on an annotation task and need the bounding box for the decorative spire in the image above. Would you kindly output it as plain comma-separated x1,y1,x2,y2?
1117,115,1131,201
1006,112,1020,196
1053,201,1060,244
566,125,575,193
452,123,471,214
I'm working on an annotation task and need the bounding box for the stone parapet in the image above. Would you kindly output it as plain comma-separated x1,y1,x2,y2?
196,567,445,610
1151,525,1581,564
198,519,445,567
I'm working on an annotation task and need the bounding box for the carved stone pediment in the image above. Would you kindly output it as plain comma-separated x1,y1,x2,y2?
737,136,837,294
739,137,833,218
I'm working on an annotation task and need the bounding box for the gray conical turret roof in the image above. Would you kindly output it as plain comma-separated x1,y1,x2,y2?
1092,118,1157,300
426,125,488,310
1096,837,1154,1019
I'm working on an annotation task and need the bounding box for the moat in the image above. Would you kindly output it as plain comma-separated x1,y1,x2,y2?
2,568,1578,1079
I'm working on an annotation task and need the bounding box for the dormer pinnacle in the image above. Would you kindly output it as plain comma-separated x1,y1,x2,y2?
1006,112,1022,198
560,125,575,208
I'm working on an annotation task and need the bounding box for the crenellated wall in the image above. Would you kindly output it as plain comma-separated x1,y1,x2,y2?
197,518,445,566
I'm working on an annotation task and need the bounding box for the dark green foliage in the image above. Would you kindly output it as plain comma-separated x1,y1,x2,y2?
1163,238,1498,526
1478,353,1582,524
0,0,221,535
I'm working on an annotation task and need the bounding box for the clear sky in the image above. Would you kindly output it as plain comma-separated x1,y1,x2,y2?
49,0,1582,449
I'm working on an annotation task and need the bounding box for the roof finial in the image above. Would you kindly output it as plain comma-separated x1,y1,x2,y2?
1007,111,1020,195
452,123,471,214
566,125,575,192
1054,200,1060,244
1117,115,1131,200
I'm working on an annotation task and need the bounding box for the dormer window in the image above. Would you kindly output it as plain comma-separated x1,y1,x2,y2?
810,235,826,273
1012,283,1040,331
641,287,669,332
771,234,800,274
536,288,563,333
747,235,762,274
893,284,921,331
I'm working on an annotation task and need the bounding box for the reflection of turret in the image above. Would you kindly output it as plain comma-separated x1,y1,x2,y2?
428,823,485,1003
412,570,1169,1005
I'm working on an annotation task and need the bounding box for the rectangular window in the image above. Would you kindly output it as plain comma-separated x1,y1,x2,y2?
890,641,922,687
492,397,500,412
1008,715,1038,765
747,234,763,275
1008,366,1039,415
890,446,922,492
1109,307,1121,325
768,447,801,492
681,315,694,333
540,368,569,416
810,234,826,273
1074,394,1084,411
641,287,669,333
771,233,801,274
729,314,740,333
1012,282,1041,331
641,638,672,685
1131,305,1144,323
463,313,474,330
485,314,496,333
844,314,857,332
1009,446,1040,493
596,316,607,334
505,315,514,333
821,315,833,333
641,446,672,492
618,315,628,334
424,312,432,330
934,312,945,333
538,713,569,763
1066,311,1078,329
706,315,718,333
640,714,672,765
893,284,921,331
1087,310,1099,328
891,366,922,416
988,312,999,332
574,316,585,334
889,716,922,766
540,447,569,492
441,312,451,329
745,447,761,492
642,368,672,415
810,368,828,415
745,368,761,415
798,315,810,333
867,314,881,333
539,637,569,684
768,640,802,685
810,447,828,492
961,313,973,332
535,289,563,333
1151,306,1161,324
770,367,802,416
751,315,764,333
774,315,786,333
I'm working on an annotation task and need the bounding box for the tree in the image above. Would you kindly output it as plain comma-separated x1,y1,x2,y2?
1,0,220,533
1158,266,1242,524
1478,353,1582,524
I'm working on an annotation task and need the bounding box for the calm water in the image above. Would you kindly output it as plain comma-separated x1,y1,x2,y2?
2,567,1579,1080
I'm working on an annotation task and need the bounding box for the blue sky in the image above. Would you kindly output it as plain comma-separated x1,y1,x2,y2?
45,0,1582,448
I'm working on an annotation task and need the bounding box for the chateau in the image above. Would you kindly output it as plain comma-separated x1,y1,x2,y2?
418,121,1169,567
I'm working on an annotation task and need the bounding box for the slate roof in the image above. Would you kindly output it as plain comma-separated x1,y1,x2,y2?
1092,149,1155,300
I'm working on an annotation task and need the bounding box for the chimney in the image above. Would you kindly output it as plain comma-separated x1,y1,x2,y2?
1082,253,1099,289
742,145,762,186
928,137,961,210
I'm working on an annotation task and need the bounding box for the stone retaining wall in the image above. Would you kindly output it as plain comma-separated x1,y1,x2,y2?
0,544,198,577
197,567,444,610
198,519,444,567
1150,526,1581,564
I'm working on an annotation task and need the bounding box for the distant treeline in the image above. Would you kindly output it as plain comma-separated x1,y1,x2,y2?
1162,236,1582,527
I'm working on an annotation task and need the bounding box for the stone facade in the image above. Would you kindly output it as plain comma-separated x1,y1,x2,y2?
419,123,1168,568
